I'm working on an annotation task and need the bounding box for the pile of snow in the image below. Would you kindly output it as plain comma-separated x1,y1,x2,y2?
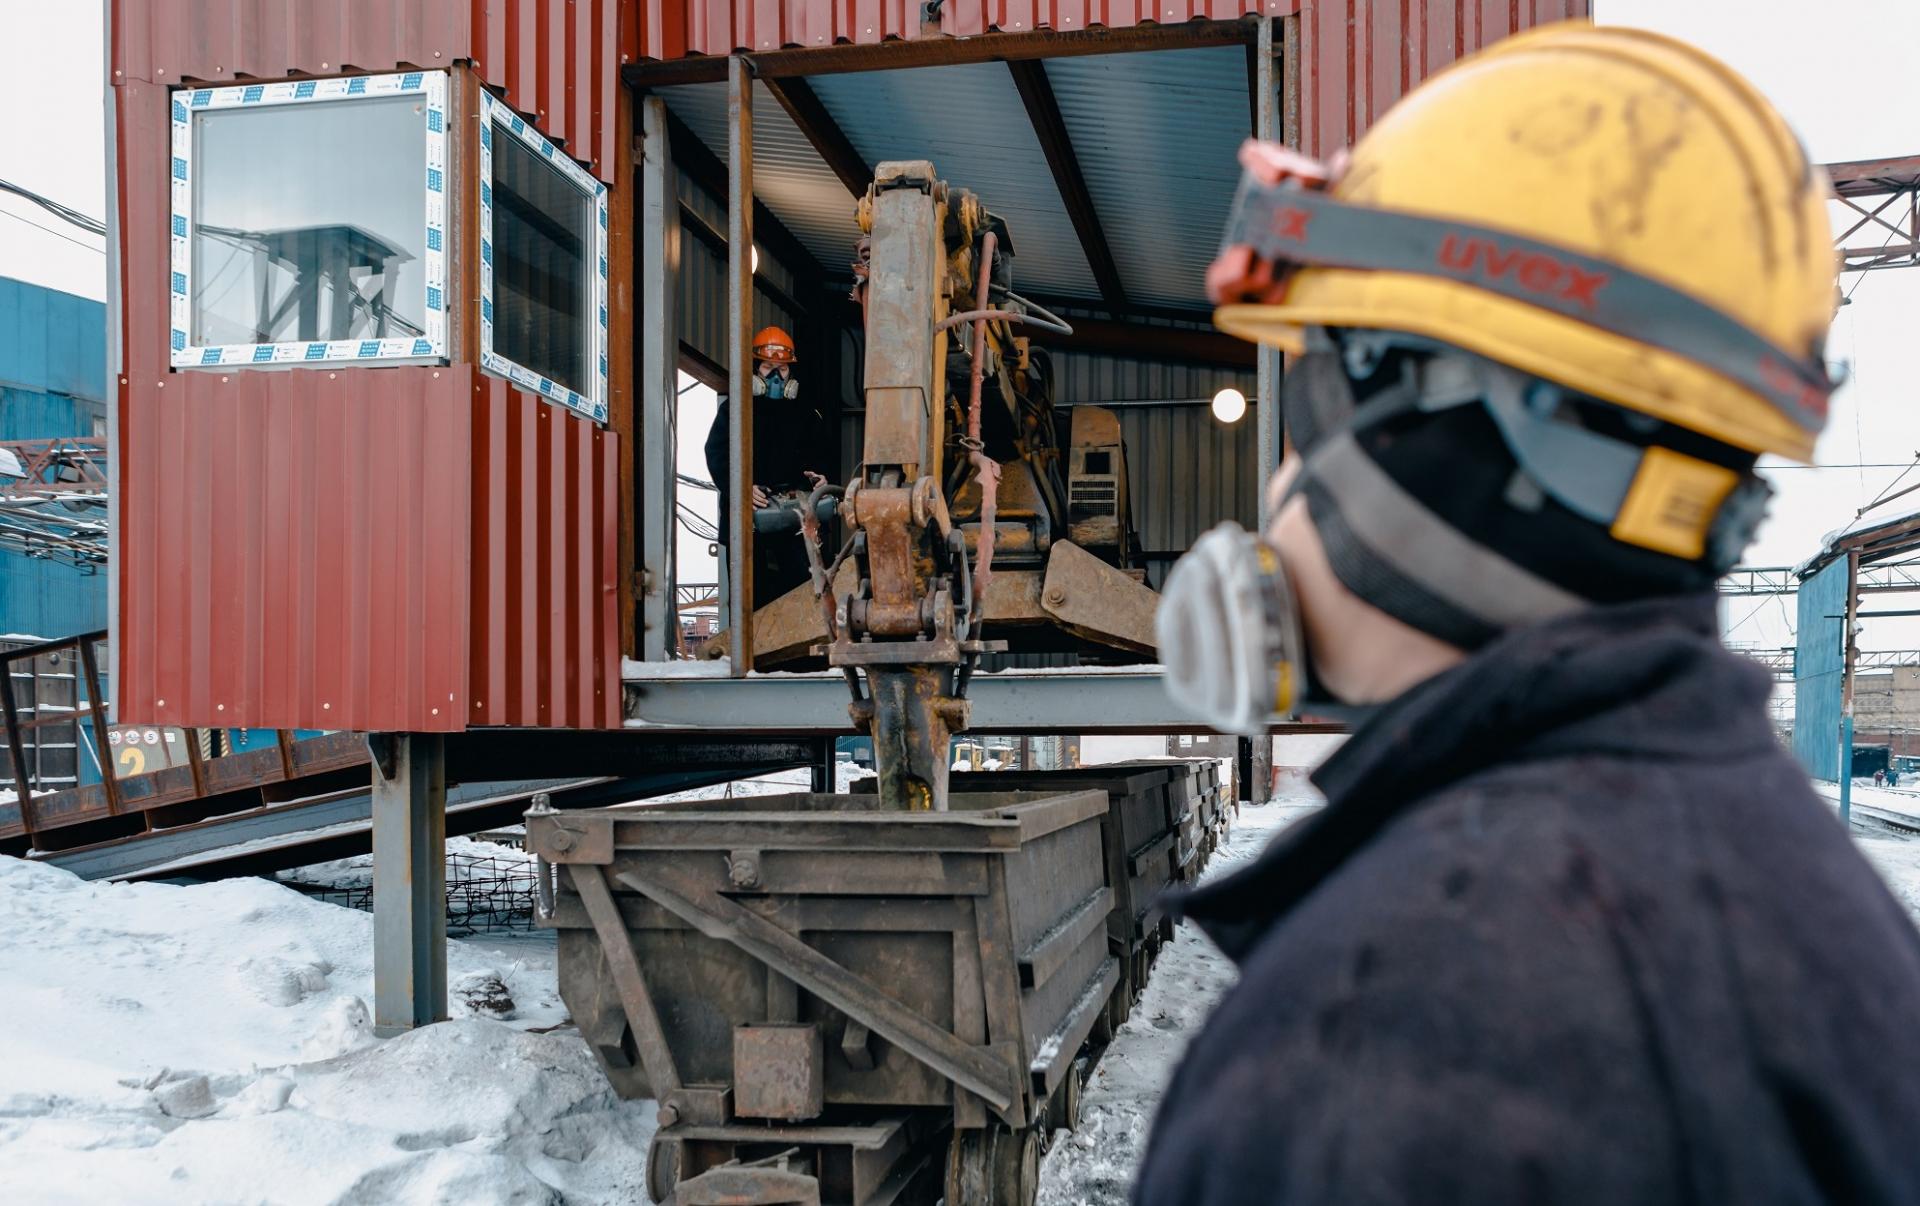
1036,795,1321,1205
0,856,654,1204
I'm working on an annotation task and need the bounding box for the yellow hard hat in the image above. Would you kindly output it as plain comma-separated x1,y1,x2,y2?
1212,21,1837,461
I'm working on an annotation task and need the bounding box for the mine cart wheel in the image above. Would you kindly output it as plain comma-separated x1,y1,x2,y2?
646,1136,683,1204
1046,1057,1086,1134
945,1125,1041,1206
1001,1125,1041,1206
1091,990,1117,1044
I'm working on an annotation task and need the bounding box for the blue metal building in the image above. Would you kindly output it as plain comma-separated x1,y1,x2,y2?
0,276,108,639
1792,557,1849,782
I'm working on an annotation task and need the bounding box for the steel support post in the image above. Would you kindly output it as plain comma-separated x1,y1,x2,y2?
372,733,447,1034
726,56,756,674
811,736,837,793
1250,734,1275,805
1841,550,1860,827
1254,16,1284,512
640,96,682,662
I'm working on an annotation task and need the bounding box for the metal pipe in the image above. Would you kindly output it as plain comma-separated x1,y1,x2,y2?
964,233,1002,639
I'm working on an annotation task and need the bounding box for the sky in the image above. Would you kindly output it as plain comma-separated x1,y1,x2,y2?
2,0,1916,654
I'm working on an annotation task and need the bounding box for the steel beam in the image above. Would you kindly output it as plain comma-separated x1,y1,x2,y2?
728,56,756,674
1250,734,1274,806
641,96,681,662
624,19,1266,87
1031,313,1253,369
623,667,1348,735
1254,15,1283,514
763,76,872,196
1007,59,1127,311
372,733,447,1035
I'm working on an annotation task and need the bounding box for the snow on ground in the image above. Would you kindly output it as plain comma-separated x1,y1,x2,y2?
1037,792,1322,1206
0,855,654,1205
1808,780,1920,926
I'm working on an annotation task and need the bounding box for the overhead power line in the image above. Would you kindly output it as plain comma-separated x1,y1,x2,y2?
0,179,106,237
0,207,104,256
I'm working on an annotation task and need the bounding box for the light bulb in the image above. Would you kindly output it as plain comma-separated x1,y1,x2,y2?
1211,387,1247,424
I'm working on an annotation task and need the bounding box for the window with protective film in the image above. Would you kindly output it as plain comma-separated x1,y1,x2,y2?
478,90,609,422
169,72,448,368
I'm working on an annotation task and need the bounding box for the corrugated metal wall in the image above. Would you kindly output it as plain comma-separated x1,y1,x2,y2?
0,279,107,403
0,280,110,641
1792,558,1847,781
111,11,623,732
1295,0,1591,157
625,0,1268,62
112,0,620,181
676,171,801,372
468,377,621,730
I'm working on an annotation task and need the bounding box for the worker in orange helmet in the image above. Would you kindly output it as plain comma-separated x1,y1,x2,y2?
749,325,800,405
705,325,836,602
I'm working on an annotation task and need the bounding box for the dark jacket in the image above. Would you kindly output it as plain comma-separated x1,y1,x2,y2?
704,392,837,541
1134,596,1920,1206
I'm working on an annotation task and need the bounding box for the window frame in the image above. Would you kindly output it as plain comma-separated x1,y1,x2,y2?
477,89,610,424
168,70,450,370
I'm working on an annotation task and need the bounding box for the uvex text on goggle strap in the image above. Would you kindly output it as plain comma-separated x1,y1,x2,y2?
1210,167,1835,440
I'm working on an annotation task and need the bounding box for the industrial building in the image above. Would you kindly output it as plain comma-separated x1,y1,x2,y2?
12,2,1920,1202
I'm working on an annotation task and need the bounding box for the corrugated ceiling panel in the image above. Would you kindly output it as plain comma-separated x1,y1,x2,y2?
1045,47,1247,308
813,64,1097,300
1296,0,1591,156
662,80,868,274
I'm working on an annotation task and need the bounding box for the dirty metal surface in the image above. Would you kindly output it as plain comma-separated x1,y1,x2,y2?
735,1023,827,1120
1039,539,1160,655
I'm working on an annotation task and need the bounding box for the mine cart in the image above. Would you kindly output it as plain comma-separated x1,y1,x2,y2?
529,789,1119,1205
939,760,1226,1022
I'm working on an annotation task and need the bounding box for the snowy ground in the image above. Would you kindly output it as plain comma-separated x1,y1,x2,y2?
1036,794,1321,1206
0,856,655,1204
9,767,1916,1206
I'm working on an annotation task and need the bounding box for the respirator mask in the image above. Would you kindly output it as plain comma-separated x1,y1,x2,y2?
1154,341,1364,737
1155,327,1773,737
1156,522,1308,737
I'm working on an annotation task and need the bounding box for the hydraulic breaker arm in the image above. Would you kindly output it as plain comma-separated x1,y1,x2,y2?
832,162,981,811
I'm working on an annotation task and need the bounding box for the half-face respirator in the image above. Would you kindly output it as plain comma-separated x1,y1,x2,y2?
1156,523,1306,738
1155,328,1774,737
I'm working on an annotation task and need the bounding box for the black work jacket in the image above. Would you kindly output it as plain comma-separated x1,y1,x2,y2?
1134,596,1920,1206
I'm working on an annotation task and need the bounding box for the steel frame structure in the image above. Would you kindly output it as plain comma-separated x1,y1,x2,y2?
626,16,1301,740
1828,156,1920,274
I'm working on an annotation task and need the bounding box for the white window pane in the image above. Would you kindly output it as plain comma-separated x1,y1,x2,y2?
190,95,428,347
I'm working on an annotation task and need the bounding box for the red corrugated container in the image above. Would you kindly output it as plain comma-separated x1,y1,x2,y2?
111,0,1580,734
110,4,622,733
111,1,620,180
1294,0,1591,156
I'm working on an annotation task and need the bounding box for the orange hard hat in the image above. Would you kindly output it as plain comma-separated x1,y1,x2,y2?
752,326,796,365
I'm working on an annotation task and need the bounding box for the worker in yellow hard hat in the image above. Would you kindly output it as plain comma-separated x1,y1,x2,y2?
705,325,836,603
1142,22,1920,1203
